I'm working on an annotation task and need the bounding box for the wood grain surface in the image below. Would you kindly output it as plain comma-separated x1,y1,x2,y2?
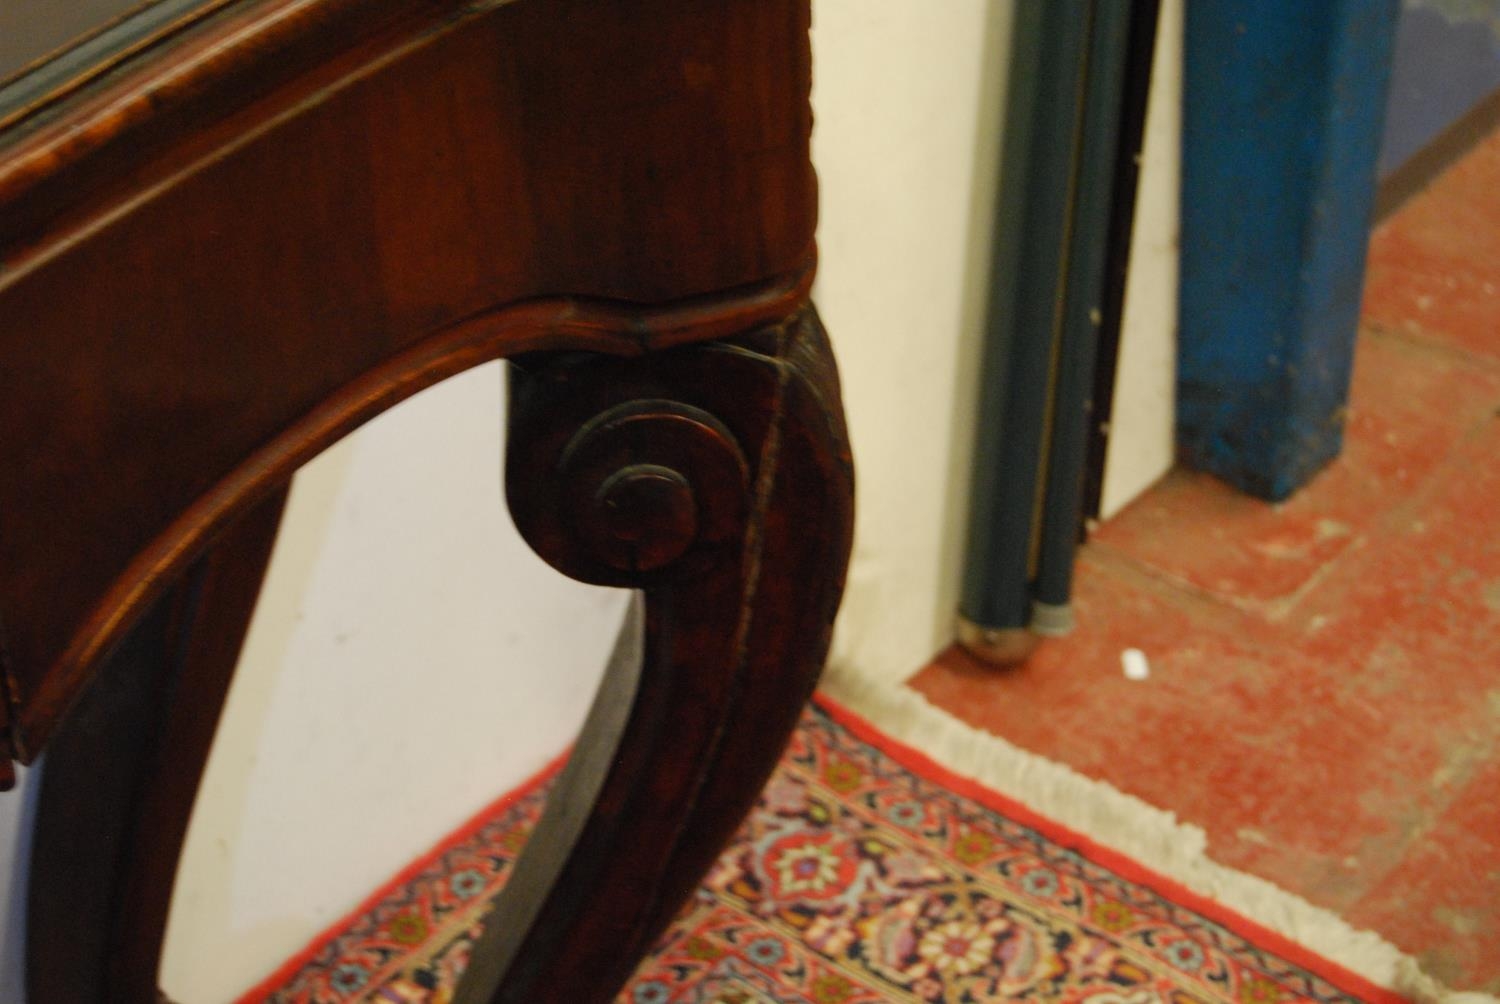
0,0,815,758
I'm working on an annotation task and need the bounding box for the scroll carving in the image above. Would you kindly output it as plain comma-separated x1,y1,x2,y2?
465,305,854,1003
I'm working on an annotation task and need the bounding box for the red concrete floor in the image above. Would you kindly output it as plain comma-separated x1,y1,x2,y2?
911,128,1500,992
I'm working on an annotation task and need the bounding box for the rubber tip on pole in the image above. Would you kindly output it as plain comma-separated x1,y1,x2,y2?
955,615,1040,666
1029,601,1075,637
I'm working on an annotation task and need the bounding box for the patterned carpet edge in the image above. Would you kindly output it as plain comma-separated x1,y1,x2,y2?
818,664,1497,1004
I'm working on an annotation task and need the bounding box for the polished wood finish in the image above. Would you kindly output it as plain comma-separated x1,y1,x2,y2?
481,310,851,1002
0,0,816,759
1,0,848,1000
27,490,289,1001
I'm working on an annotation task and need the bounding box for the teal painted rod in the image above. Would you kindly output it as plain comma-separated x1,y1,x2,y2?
959,0,1093,644
959,0,1158,658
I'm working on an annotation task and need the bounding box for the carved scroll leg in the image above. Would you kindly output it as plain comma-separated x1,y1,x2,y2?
457,305,853,1004
26,488,289,1004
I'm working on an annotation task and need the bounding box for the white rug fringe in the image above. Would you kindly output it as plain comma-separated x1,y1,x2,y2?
819,665,1497,1004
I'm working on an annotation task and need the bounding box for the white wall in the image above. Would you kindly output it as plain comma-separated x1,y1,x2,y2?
814,0,1015,686
1099,0,1182,520
160,364,628,1002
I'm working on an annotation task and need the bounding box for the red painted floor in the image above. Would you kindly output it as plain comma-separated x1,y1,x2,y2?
911,129,1500,992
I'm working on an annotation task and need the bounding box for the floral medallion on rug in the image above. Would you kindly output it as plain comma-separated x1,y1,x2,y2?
240,697,1401,1004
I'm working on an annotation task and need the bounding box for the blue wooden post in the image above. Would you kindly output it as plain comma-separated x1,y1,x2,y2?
1178,0,1400,501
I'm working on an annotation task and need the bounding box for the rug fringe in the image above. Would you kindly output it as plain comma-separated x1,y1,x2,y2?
819,666,1497,1004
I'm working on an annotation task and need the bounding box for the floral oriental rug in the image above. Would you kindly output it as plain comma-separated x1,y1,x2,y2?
240,697,1402,1004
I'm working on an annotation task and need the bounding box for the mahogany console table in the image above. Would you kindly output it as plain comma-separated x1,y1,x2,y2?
0,1,852,1000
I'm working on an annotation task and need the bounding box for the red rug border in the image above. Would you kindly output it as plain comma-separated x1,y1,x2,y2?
232,747,571,1004
234,693,1410,1004
817,693,1410,1004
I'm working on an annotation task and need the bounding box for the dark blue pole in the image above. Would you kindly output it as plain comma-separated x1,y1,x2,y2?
959,0,1159,662
1031,0,1139,624
958,0,1093,659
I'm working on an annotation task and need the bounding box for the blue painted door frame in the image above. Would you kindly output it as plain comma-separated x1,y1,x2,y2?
1178,0,1400,501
